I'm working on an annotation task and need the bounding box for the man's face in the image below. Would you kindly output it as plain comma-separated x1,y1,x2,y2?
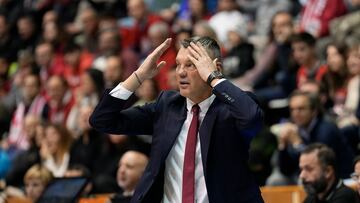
127,0,146,21
46,76,66,104
35,43,53,67
105,56,122,85
272,13,293,43
289,95,315,127
117,151,148,192
175,47,212,103
292,42,314,65
23,75,40,102
299,152,328,195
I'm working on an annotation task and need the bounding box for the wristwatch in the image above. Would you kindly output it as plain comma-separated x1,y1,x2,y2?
207,70,224,86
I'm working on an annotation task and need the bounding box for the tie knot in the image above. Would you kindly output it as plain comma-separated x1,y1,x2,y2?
191,104,200,115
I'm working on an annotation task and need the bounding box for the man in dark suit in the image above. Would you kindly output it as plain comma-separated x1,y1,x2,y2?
90,36,264,203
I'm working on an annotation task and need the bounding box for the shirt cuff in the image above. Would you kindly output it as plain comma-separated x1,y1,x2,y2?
109,83,133,99
213,78,226,87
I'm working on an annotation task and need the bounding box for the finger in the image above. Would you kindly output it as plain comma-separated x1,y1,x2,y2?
190,42,203,55
156,61,167,70
212,58,218,66
196,42,209,56
152,38,172,58
188,45,201,59
187,54,197,65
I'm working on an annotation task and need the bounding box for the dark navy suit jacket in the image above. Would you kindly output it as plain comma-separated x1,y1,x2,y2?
89,80,264,203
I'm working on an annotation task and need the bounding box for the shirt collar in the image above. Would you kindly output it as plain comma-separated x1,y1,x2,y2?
186,94,216,114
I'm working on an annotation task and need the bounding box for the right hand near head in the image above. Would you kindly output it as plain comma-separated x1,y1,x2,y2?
136,38,172,80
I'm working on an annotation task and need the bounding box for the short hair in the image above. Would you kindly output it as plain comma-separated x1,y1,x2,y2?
24,164,53,185
353,155,360,168
301,143,337,174
181,36,221,61
291,32,316,47
289,90,320,111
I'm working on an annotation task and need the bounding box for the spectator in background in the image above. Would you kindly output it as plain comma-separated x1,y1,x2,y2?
268,91,353,185
14,14,39,54
341,43,360,126
174,28,192,52
122,0,162,51
234,11,298,110
148,21,176,90
208,0,248,46
299,0,347,38
70,104,105,177
5,115,43,188
7,74,47,153
321,43,349,119
41,123,73,177
24,164,53,203
104,54,124,89
175,0,212,30
41,21,68,55
222,22,254,78
63,42,94,91
299,143,359,203
340,44,360,155
109,150,149,203
76,7,99,54
292,32,327,87
133,79,159,106
0,13,17,63
66,68,104,136
92,28,120,72
192,20,218,41
35,41,65,83
351,156,360,196
45,75,75,125
329,0,360,47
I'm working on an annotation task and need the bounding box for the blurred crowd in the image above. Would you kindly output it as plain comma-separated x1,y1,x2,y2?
0,0,359,202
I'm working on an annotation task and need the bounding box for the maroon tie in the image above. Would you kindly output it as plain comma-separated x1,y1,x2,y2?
182,104,200,203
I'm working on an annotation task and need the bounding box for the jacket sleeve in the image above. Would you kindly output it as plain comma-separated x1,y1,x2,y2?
89,89,163,135
212,80,264,142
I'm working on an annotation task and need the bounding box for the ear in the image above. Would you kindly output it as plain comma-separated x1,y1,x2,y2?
324,166,334,178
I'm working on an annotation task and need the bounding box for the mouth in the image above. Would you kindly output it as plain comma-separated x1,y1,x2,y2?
179,81,190,88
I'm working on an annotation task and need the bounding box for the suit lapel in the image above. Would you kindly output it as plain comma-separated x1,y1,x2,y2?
160,100,187,161
199,98,220,177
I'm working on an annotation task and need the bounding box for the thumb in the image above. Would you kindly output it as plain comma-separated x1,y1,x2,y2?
157,61,167,70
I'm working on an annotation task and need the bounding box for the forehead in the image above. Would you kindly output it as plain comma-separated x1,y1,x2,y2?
290,95,310,106
300,152,318,166
292,41,309,49
274,13,291,24
176,47,190,61
355,162,360,173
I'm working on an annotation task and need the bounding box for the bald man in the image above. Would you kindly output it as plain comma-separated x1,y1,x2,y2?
116,151,149,197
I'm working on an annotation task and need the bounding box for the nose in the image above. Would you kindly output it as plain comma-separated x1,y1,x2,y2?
176,65,187,77
299,170,306,180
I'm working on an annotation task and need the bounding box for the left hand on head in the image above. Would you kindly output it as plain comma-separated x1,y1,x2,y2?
187,42,218,82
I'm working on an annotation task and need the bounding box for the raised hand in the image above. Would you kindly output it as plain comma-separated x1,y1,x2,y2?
187,42,218,82
122,38,171,91
136,38,172,80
